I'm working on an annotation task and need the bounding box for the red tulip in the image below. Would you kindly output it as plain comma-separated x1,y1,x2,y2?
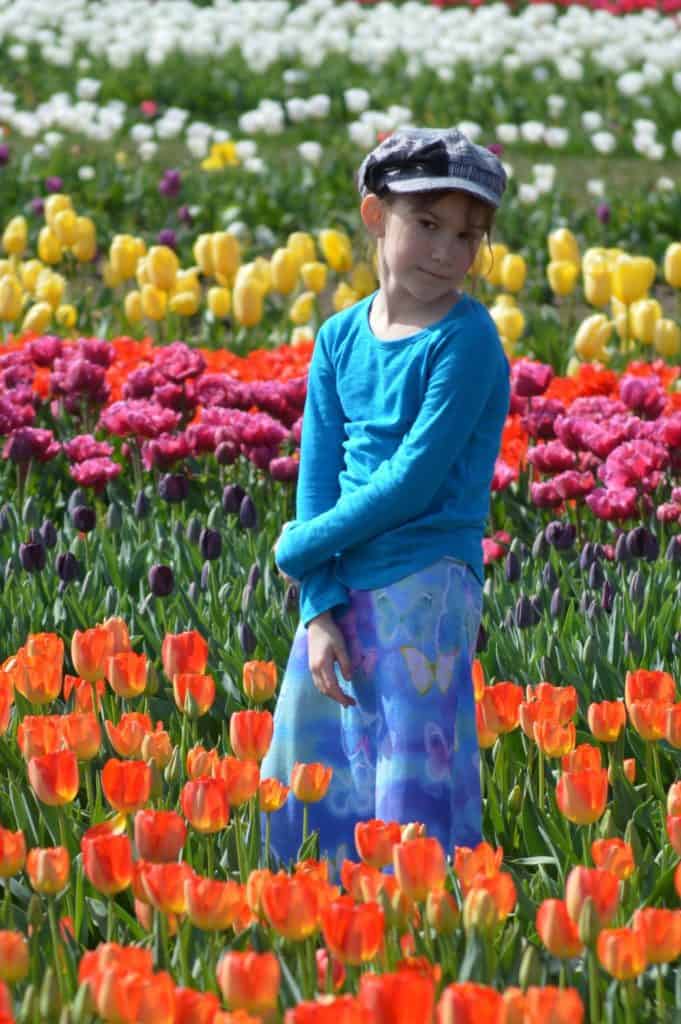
555,769,608,825
436,982,504,1024
216,951,280,1015
0,930,29,982
134,810,186,863
81,831,133,895
102,758,151,815
393,837,446,902
536,899,584,958
229,710,273,763
321,896,384,966
26,846,70,894
181,777,230,833
185,875,246,931
0,828,26,878
161,630,208,680
28,750,79,806
597,927,647,979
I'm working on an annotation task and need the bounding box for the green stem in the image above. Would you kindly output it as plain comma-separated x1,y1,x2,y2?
302,804,309,846
624,980,635,1024
651,743,665,801
47,897,66,1002
587,947,600,1024
235,815,247,883
107,897,115,943
264,813,271,869
657,965,665,1022
582,825,592,866
206,835,215,878
537,748,545,811
1,881,11,928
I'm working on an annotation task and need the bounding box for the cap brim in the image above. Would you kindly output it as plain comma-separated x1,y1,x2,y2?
386,175,501,208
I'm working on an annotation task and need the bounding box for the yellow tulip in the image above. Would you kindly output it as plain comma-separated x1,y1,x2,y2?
291,325,314,346
270,247,298,295
141,283,168,320
0,259,10,277
333,282,359,311
0,276,23,321
193,235,214,277
547,260,579,297
289,290,316,325
499,253,527,293
470,242,493,279
207,140,239,167
566,355,583,377
20,260,44,293
55,304,77,329
663,243,681,289
654,318,681,358
2,216,28,256
102,260,124,289
548,228,580,266
37,226,62,265
252,257,272,295
611,255,655,305
574,314,613,361
287,231,316,267
135,257,150,289
300,261,327,294
319,229,353,273
44,194,72,230
583,266,612,308
133,237,147,260
494,293,517,308
53,208,78,247
499,335,515,359
35,271,65,309
71,217,96,262
211,232,241,279
21,302,52,334
124,290,144,323
582,247,610,275
110,235,139,280
146,246,178,292
233,277,263,327
351,261,377,298
629,298,662,345
169,291,200,316
611,297,630,342
490,303,525,342
173,269,201,300
207,286,231,318
482,243,509,286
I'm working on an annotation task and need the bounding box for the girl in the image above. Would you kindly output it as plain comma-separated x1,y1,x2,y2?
263,127,510,871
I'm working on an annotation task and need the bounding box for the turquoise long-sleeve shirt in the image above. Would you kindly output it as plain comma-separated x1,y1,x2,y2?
277,291,510,628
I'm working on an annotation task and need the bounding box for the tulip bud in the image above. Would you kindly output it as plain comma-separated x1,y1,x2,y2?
134,491,150,519
199,527,222,561
188,582,199,603
463,888,498,934
149,564,174,597
56,551,80,583
164,745,182,785
663,242,681,289
614,534,630,563
505,551,520,583
238,621,257,656
578,896,601,946
654,318,681,359
222,484,246,515
207,286,231,319
548,228,580,265
71,506,96,533
284,584,299,614
500,253,527,293
39,518,57,549
239,495,257,530
628,571,645,605
106,503,122,531
518,943,542,990
158,473,188,504
233,275,263,327
39,967,61,1020
542,562,558,590
20,538,46,573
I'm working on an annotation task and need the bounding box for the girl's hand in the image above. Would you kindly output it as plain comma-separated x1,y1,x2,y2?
273,521,299,586
307,612,356,708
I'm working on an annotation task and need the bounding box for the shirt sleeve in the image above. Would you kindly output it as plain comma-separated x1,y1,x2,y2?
276,314,506,581
293,323,351,627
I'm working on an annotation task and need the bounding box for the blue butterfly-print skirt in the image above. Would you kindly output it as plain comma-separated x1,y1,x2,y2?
260,556,483,873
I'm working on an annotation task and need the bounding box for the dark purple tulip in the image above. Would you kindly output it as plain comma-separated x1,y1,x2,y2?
579,543,594,571
504,551,520,583
222,483,246,515
177,204,193,226
159,169,182,197
238,620,257,655
0,144,9,166
643,531,659,562
666,536,681,564
185,516,202,545
550,587,563,618
216,441,239,466
200,561,210,590
626,526,647,559
199,527,222,561
56,551,80,582
239,495,257,530
596,203,611,224
45,176,63,193
628,570,645,605
515,594,539,628
40,519,58,549
247,563,261,589
544,520,576,551
475,621,488,652
588,561,604,590
188,581,199,602
157,228,177,250
29,197,44,217
615,533,631,563
601,579,615,613
134,491,150,518
158,473,188,503
20,539,46,573
71,505,96,533
149,563,174,597
284,583,299,615
542,561,557,590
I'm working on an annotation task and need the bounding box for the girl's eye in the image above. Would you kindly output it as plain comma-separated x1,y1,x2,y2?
419,220,437,230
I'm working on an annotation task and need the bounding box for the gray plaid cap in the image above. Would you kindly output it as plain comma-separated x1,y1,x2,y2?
357,127,507,208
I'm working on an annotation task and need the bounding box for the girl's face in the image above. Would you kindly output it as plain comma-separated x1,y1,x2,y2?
362,190,488,310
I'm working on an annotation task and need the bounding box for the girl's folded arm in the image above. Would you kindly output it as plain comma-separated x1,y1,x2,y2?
276,324,507,581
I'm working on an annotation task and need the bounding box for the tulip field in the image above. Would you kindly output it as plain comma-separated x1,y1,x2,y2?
2,0,681,1021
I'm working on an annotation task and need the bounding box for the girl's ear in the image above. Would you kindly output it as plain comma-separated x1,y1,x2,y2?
360,194,385,238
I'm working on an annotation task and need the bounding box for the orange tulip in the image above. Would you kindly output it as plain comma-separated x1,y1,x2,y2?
62,712,101,761
588,700,626,743
358,969,435,1024
185,875,246,931
105,712,153,758
526,682,578,724
315,948,346,994
82,831,133,895
26,846,70,894
17,714,63,759
64,674,105,712
11,647,62,705
665,703,681,748
161,630,208,680
468,871,516,924
106,651,148,699
534,720,576,758
229,710,273,762
518,698,555,741
436,982,504,1024
625,669,675,710
426,890,460,934
355,819,403,870
555,768,608,825
622,758,636,784
181,777,230,833
26,632,64,666
259,777,290,813
291,762,333,803
471,659,485,701
173,673,216,716
565,866,620,929
0,980,11,1018
536,899,584,958
628,699,667,741
78,942,154,984
632,907,681,964
0,681,11,736
667,815,681,856
524,987,584,1024
668,781,681,816
393,837,446,902
340,859,383,902
597,927,647,980
216,951,281,1015
213,756,260,807
186,744,220,779
102,758,151,815
242,660,278,703
478,682,523,734
475,701,499,749
561,744,602,774
261,871,321,941
136,860,194,915
453,842,503,896
140,728,173,768
134,809,186,863
71,626,113,682
0,930,29,982
284,995,370,1024
95,965,176,1024
101,616,131,655
174,988,221,1024
28,749,79,806
245,868,273,919
295,859,330,885
591,838,635,881
321,895,384,966
0,828,26,878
